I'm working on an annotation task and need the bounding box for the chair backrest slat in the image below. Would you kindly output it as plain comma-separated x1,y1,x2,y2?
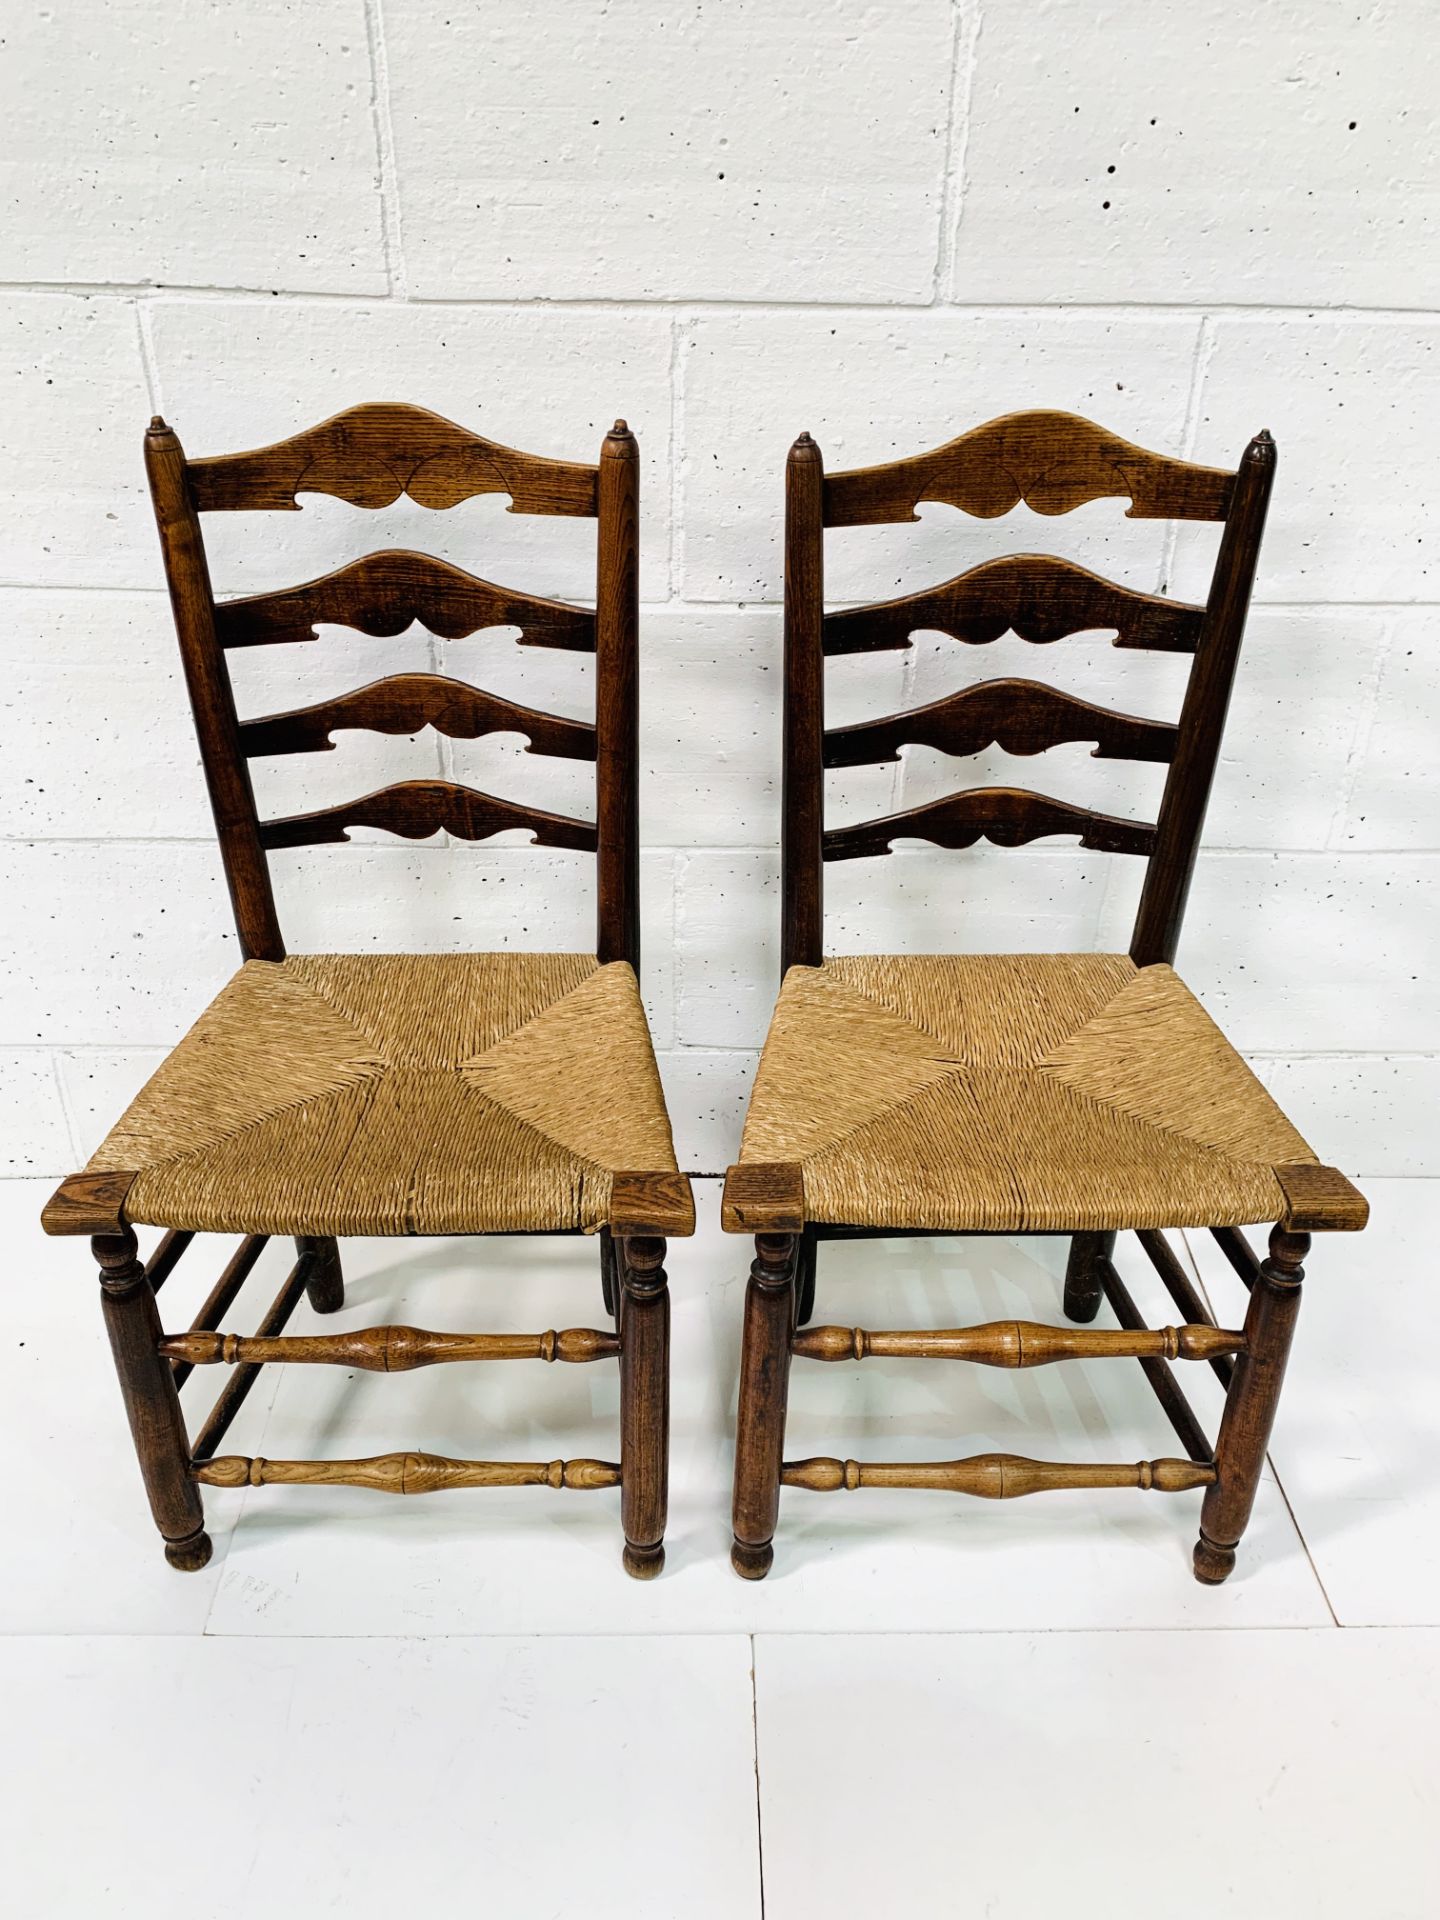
213,551,597,653
821,555,1203,658
256,780,599,855
782,410,1274,974
235,678,597,763
147,404,637,970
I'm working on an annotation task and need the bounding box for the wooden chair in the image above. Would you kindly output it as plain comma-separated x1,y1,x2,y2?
41,403,693,1581
725,411,1366,1584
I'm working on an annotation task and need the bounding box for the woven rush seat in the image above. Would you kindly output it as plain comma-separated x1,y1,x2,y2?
736,953,1319,1233
82,952,679,1238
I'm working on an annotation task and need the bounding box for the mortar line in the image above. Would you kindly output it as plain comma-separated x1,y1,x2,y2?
362,0,408,298
1157,315,1216,596
930,0,976,302
132,300,164,417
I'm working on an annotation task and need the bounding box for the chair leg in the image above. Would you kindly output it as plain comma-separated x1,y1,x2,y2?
730,1232,798,1580
617,1233,669,1580
599,1226,618,1320
297,1234,344,1314
1063,1230,1115,1323
1194,1225,1307,1585
795,1224,818,1327
95,1227,211,1572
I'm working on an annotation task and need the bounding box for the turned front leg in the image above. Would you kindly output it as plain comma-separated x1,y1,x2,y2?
1194,1225,1307,1585
617,1234,669,1580
96,1227,210,1572
731,1232,799,1580
1063,1230,1115,1323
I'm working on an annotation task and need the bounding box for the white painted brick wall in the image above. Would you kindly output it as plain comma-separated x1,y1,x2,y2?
2,1,1435,1181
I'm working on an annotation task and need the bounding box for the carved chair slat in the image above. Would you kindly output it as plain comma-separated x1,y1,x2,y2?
822,554,1204,657
823,678,1176,769
214,549,596,653
822,787,1157,863
238,675,597,762
257,778,598,853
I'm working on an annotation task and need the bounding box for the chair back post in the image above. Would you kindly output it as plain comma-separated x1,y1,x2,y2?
781,432,825,974
595,420,641,971
143,418,284,961
1130,431,1276,967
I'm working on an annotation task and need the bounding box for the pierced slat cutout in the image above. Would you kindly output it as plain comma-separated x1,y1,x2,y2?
193,1453,621,1493
822,787,1156,862
161,1325,620,1370
214,550,596,653
824,678,1176,769
791,1321,1243,1367
823,411,1234,527
238,675,597,762
258,779,598,852
188,402,599,516
823,555,1203,657
780,1454,1216,1496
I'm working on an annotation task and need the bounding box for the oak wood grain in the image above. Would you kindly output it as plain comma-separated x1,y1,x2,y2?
193,1452,622,1492
257,778,597,852
823,410,1233,527
161,1325,621,1371
823,554,1204,658
188,402,599,516
822,787,1157,862
238,675,596,761
791,1321,1244,1367
823,677,1176,769
781,1454,1217,1496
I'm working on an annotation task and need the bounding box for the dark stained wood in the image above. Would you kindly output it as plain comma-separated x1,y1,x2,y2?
618,1234,669,1579
296,1232,344,1314
1210,1224,1261,1291
782,433,826,972
791,1320,1243,1367
161,1324,621,1370
823,410,1234,527
595,421,641,969
822,787,1157,863
720,1162,806,1235
608,1170,696,1238
188,401,599,516
215,550,596,653
1062,1230,1115,1324
257,778,597,853
1136,1228,1236,1388
1130,432,1275,967
238,675,596,761
730,1232,800,1579
1274,1162,1370,1232
824,678,1176,769
168,1233,270,1390
1195,1227,1307,1584
194,1453,621,1492
95,1227,211,1571
1098,1255,1214,1465
823,555,1203,657
144,1229,194,1293
191,1258,310,1462
781,1455,1216,1496
145,419,285,961
41,1170,135,1237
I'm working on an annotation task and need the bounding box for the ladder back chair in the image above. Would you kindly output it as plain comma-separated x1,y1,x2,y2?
42,403,693,1582
724,410,1367,1584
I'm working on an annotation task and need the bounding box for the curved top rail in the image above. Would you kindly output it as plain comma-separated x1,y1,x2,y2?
183,403,599,517
823,411,1234,528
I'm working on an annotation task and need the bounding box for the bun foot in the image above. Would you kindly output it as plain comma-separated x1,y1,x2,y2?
1193,1532,1236,1585
730,1538,773,1581
623,1541,664,1581
164,1528,213,1573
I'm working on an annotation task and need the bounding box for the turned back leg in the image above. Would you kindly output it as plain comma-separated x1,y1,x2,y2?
1063,1230,1115,1323
297,1235,344,1314
618,1234,670,1579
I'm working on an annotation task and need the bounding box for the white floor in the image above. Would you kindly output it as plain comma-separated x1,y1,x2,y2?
3,1177,1436,1915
